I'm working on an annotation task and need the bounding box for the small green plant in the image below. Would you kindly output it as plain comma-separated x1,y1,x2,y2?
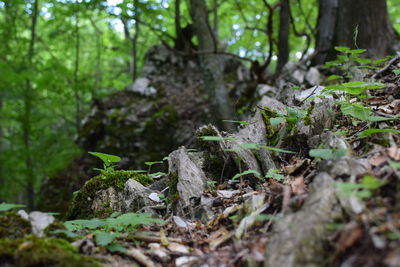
265,169,285,182
232,169,261,180
144,161,163,174
89,152,121,172
222,120,249,126
337,174,385,200
309,148,347,160
63,212,164,253
206,180,218,191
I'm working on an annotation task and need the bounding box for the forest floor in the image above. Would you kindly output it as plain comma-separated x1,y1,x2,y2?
1,53,400,267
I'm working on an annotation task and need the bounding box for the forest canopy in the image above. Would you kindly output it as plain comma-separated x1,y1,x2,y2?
0,0,399,208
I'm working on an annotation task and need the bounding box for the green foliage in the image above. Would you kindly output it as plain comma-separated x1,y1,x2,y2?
309,148,347,160
89,152,121,172
0,203,26,212
338,174,385,200
265,169,285,181
358,129,400,137
206,180,218,191
326,81,386,95
232,169,261,180
201,136,239,141
64,212,163,252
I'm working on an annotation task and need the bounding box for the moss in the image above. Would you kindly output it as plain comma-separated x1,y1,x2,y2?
168,172,180,204
43,220,71,240
304,103,315,126
0,212,32,239
68,170,153,219
260,107,280,146
0,236,101,267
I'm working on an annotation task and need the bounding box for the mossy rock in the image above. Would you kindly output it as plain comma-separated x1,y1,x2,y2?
0,212,32,239
67,170,153,219
0,236,101,267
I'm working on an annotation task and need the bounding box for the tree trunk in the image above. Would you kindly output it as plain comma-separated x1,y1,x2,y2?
74,4,81,133
132,0,140,81
314,0,397,65
276,0,290,73
24,0,39,210
188,0,235,131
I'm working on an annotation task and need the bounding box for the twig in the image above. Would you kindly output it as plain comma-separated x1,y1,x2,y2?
372,55,400,79
298,86,319,105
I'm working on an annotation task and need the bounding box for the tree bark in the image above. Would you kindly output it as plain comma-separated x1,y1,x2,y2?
314,0,397,65
276,0,290,73
188,0,235,130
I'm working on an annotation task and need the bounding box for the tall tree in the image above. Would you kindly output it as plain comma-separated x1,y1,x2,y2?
276,0,290,73
188,0,235,130
24,0,39,210
314,0,398,64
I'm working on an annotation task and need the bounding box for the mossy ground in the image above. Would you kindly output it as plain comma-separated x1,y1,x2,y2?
0,212,32,239
68,170,153,219
0,235,101,267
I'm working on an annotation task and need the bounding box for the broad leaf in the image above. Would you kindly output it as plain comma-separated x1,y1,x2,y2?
0,203,26,212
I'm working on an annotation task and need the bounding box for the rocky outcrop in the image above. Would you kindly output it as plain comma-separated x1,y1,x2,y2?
38,44,250,214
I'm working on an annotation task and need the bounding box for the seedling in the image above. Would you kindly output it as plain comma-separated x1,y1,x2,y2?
89,152,121,172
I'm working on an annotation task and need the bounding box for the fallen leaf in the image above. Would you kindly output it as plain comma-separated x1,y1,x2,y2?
291,176,306,195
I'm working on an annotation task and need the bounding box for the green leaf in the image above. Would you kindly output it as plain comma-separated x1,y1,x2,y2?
0,203,26,212
259,146,295,154
89,152,121,164
51,230,83,238
361,175,385,190
144,161,163,167
334,46,350,53
358,129,400,137
393,69,400,76
222,120,249,125
326,75,342,82
107,213,164,230
64,219,107,231
270,117,285,127
107,243,127,253
95,231,120,246
200,136,238,141
232,170,261,180
389,161,400,169
265,169,285,181
238,143,259,150
341,103,371,121
309,148,347,160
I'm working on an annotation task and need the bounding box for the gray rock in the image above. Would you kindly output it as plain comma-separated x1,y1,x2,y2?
305,67,324,86
90,179,159,214
168,147,208,214
308,131,350,150
28,211,55,237
256,84,277,97
318,157,370,178
264,173,343,267
258,96,287,115
235,111,276,173
126,77,157,96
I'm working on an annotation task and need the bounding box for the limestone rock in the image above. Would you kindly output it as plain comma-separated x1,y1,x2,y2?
28,211,55,237
168,147,208,215
264,173,343,267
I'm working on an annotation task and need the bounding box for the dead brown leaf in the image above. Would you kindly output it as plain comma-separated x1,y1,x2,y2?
291,175,306,195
